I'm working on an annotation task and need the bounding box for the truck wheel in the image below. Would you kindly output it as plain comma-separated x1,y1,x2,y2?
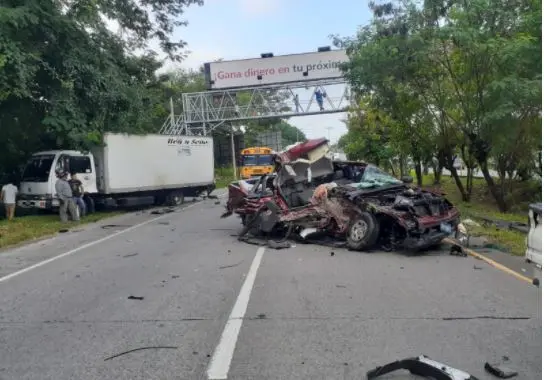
166,191,184,206
84,196,95,214
346,212,380,251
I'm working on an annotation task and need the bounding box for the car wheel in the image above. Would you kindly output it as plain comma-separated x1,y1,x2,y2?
84,196,95,214
346,212,380,251
166,191,184,206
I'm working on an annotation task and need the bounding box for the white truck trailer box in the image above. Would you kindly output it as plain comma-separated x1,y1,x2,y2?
17,133,215,212
95,133,214,193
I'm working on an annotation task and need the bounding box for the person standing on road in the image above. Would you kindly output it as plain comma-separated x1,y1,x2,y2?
69,172,86,218
1,180,18,221
55,171,79,223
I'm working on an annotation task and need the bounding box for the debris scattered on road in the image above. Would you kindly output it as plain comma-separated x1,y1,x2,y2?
171,275,180,279
102,224,130,229
151,207,176,215
59,229,69,233
335,284,347,288
219,261,243,269
532,278,540,287
485,362,518,378
158,221,170,225
214,201,221,205
122,253,138,258
473,265,483,270
256,313,266,319
127,296,144,300
450,244,467,257
330,251,335,256
208,194,219,199
367,355,475,379
267,240,291,250
104,346,178,361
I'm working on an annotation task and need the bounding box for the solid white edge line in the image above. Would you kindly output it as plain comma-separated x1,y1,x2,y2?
207,247,266,380
0,201,206,284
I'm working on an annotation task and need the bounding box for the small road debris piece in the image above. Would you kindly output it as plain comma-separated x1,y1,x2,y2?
122,253,138,258
367,355,476,379
104,346,178,361
219,261,243,270
127,296,144,300
450,244,467,257
267,240,291,249
485,362,518,378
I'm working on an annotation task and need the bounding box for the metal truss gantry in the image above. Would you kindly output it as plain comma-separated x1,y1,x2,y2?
159,78,352,136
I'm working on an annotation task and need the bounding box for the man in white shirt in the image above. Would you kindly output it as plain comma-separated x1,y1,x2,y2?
1,181,18,221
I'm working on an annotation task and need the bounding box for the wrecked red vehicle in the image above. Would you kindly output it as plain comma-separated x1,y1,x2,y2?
222,138,463,252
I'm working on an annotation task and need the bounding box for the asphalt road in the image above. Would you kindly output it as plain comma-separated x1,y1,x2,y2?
0,194,540,380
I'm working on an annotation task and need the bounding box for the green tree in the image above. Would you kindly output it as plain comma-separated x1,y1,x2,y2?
0,0,202,177
336,0,541,211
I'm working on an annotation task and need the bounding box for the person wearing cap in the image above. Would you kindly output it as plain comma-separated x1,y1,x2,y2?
55,171,79,222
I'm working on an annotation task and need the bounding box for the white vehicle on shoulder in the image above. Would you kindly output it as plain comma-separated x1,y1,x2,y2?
17,133,215,213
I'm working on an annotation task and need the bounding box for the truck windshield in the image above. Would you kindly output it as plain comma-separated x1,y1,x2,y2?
242,155,274,166
22,155,55,182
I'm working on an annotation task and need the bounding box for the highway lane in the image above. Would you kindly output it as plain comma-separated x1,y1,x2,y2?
0,196,541,380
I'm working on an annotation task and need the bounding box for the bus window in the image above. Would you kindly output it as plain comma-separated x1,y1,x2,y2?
257,155,274,166
242,155,258,166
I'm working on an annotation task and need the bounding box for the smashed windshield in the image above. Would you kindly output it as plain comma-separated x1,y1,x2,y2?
353,165,403,189
21,155,55,182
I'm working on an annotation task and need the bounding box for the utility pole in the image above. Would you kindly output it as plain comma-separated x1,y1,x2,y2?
169,97,175,130
325,126,333,143
230,125,237,180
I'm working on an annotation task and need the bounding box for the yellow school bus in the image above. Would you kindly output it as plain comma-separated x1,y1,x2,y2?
240,147,275,179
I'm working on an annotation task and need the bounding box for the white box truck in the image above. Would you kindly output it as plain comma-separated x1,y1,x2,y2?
17,133,215,212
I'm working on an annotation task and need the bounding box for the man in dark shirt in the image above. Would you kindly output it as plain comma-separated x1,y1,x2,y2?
69,172,86,217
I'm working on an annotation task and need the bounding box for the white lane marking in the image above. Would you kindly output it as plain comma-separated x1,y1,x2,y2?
207,247,265,380
0,202,201,284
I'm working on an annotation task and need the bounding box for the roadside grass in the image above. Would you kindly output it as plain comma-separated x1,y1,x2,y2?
0,211,124,249
215,167,236,189
416,172,540,256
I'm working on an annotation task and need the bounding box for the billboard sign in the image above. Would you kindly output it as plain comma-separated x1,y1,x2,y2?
204,50,348,90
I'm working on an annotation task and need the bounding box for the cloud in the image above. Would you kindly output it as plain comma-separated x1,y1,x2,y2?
238,0,281,15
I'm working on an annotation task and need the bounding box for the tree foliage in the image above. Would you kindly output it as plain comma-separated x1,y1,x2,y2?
335,0,541,211
0,0,202,179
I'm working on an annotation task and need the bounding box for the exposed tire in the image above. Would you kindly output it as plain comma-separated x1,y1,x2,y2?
238,210,263,238
346,212,380,251
166,191,184,206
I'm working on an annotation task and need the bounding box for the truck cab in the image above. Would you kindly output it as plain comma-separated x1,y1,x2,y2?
17,150,97,211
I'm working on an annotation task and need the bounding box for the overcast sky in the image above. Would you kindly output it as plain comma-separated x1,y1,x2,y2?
162,0,372,143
